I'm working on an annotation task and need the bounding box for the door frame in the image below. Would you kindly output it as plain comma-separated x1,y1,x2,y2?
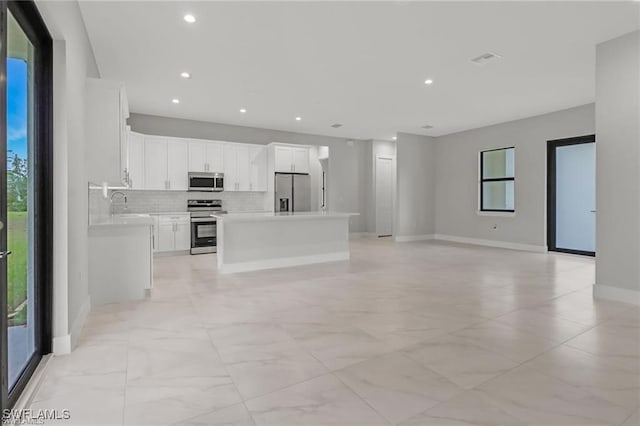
1,0,53,411
375,155,395,237
546,134,596,257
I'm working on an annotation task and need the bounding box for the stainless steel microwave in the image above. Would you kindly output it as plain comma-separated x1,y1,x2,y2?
188,172,224,192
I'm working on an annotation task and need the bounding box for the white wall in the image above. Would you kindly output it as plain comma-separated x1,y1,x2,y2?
129,113,369,232
434,104,595,249
594,30,640,303
36,0,100,353
396,132,436,239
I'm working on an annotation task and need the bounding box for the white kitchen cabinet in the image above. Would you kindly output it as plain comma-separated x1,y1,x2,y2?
128,132,145,189
86,78,130,186
167,141,188,190
236,146,250,191
224,144,250,191
274,146,293,173
144,137,169,190
188,140,224,173
292,148,310,173
155,214,190,253
249,145,268,191
158,223,175,252
175,222,191,250
273,145,310,173
143,137,188,190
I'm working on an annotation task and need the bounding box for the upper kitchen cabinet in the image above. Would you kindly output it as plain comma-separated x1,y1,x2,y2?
143,137,188,191
86,78,130,186
249,145,268,192
128,132,145,189
188,140,224,173
273,144,310,173
223,144,250,191
167,140,189,190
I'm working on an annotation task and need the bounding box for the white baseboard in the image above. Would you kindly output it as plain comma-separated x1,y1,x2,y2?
395,234,435,242
349,232,375,239
594,284,640,306
221,251,350,274
69,295,91,351
433,234,548,253
52,334,71,355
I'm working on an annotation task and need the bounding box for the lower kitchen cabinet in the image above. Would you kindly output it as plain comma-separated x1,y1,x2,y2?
154,214,191,253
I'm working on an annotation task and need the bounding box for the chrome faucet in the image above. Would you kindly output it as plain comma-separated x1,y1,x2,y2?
110,191,128,211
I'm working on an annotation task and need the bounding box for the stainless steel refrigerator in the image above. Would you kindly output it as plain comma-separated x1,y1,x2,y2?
275,173,311,212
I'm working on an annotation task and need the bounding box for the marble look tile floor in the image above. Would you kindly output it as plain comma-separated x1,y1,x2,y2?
30,239,639,425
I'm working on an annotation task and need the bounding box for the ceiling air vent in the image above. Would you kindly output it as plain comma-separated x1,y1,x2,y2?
330,123,343,128
421,125,434,130
471,52,502,66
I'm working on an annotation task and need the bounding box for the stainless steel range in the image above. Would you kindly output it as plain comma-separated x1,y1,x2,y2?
188,199,226,254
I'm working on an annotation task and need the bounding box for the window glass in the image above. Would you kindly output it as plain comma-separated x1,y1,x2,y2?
482,147,514,179
481,147,515,212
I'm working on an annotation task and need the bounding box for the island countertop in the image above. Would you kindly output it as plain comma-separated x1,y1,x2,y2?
89,213,154,228
212,211,358,222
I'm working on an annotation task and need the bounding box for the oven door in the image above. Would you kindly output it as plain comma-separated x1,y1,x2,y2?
190,218,217,254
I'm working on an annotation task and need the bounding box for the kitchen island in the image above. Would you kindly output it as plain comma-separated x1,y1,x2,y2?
88,214,154,304
213,211,358,273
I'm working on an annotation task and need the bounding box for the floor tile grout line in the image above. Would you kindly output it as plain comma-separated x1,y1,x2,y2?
121,328,132,426
329,370,394,426
618,409,638,426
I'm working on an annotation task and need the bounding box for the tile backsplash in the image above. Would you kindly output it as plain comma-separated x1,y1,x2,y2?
106,190,269,214
89,185,111,224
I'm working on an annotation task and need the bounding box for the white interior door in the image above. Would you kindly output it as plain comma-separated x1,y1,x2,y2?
375,157,394,237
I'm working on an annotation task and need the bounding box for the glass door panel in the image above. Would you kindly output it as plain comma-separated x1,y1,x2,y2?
6,9,35,391
555,142,596,253
548,136,596,256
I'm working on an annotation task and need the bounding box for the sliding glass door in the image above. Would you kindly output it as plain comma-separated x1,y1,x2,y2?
1,0,52,411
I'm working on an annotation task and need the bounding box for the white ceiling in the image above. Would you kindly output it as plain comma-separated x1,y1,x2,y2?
78,1,640,139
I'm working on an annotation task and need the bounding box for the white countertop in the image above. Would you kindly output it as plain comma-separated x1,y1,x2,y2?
89,214,154,228
213,211,358,222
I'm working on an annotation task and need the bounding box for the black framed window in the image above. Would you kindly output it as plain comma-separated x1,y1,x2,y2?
480,147,515,212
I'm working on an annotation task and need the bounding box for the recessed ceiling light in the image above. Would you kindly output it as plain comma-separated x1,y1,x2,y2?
295,116,302,121
330,123,343,128
392,136,397,141
180,72,191,79
172,98,180,104
421,124,434,130
184,14,196,23
424,79,434,85
240,108,247,113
